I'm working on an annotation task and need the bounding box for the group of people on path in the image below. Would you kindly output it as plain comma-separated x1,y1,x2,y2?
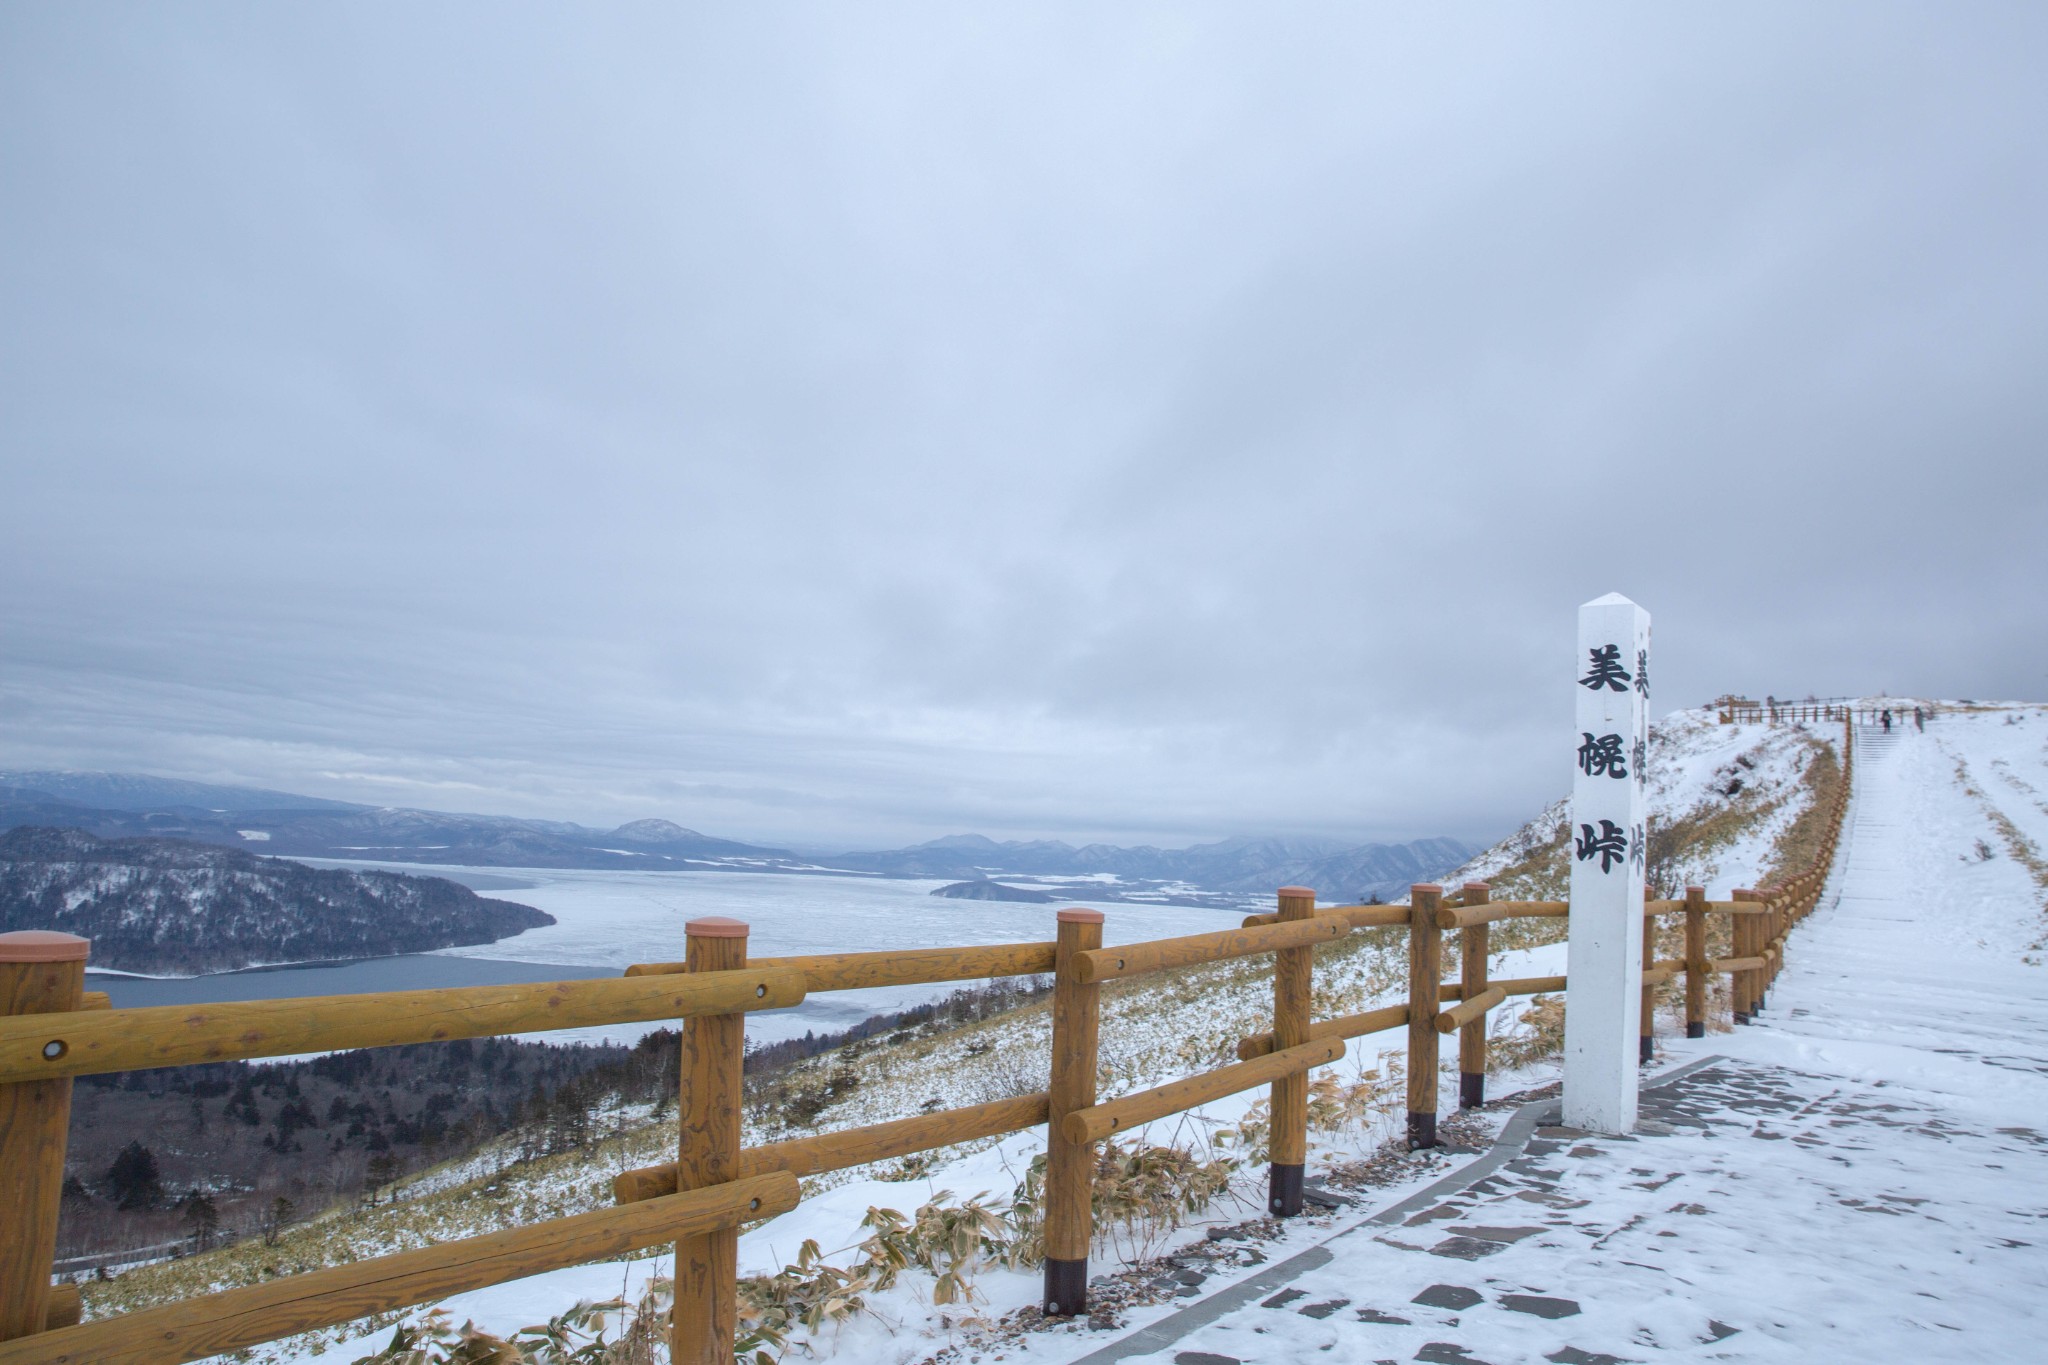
1876,705,1927,733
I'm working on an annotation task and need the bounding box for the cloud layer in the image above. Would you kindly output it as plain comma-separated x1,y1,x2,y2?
4,4,2044,847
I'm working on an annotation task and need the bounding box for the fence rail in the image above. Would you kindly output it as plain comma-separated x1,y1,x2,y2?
0,720,1852,1364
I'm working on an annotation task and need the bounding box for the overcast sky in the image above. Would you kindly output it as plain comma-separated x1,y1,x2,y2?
3,4,2044,850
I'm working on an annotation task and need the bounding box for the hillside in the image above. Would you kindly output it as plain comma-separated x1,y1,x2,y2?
67,701,1863,1364
0,827,555,973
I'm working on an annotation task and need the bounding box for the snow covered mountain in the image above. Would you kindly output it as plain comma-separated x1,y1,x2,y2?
0,827,555,974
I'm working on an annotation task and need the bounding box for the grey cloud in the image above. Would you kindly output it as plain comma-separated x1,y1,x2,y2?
3,3,2044,850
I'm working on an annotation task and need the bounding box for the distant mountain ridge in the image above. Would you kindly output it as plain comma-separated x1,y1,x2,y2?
0,826,555,974
0,769,1472,900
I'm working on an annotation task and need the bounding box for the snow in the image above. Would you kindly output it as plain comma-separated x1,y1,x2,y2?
250,705,2048,1361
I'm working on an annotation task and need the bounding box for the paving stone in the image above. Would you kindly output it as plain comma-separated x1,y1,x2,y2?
1499,1293,1581,1319
1261,1288,1306,1309
1173,1353,1241,1365
1357,1308,1415,1324
1544,1348,1633,1364
1455,1224,1547,1243
1701,1319,1740,1341
1428,1235,1507,1260
1404,1203,1468,1227
1297,1298,1350,1319
1411,1284,1484,1310
1415,1344,1496,1364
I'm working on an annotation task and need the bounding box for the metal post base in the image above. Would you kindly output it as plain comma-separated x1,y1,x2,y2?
1686,1022,1705,1039
1459,1072,1485,1109
1042,1258,1088,1317
1407,1111,1437,1151
1268,1162,1304,1217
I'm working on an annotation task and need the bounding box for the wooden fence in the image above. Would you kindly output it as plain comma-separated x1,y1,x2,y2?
1717,696,1924,727
0,723,1852,1364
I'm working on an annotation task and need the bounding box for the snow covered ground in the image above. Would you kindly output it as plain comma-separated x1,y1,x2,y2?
235,703,2048,1361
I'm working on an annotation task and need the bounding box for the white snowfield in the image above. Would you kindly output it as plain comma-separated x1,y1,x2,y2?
295,704,2047,1364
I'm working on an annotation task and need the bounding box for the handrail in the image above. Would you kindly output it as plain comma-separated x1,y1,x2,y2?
0,1173,798,1365
625,940,1057,989
1070,916,1348,984
1061,1037,1345,1143
0,967,807,1085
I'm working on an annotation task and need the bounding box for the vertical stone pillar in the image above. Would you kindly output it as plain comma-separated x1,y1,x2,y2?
1564,592,1650,1134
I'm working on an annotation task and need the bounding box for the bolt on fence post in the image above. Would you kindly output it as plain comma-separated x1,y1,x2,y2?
1639,898,1657,1065
1406,884,1444,1150
672,917,748,1365
1731,890,1763,1025
1683,887,1707,1039
1458,883,1491,1109
1043,908,1103,1318
0,930,87,1343
1267,887,1316,1217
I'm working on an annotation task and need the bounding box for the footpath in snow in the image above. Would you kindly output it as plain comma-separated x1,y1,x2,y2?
1079,713,2048,1364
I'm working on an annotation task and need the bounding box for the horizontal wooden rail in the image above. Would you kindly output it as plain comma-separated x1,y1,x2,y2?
1712,955,1767,973
613,1092,1051,1204
1236,1002,1409,1060
1241,903,1410,929
1434,985,1507,1034
1433,900,1568,929
1071,917,1347,985
0,1171,800,1365
80,992,109,1012
624,941,1057,990
1494,974,1568,996
1063,1037,1345,1143
0,967,806,1085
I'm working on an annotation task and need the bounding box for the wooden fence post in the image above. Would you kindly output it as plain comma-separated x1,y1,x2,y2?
1683,886,1707,1039
0,931,87,1343
673,917,748,1365
1731,890,1762,1024
1043,908,1103,1317
1458,883,1490,1109
1639,900,1656,1065
1267,887,1315,1217
1406,885,1443,1150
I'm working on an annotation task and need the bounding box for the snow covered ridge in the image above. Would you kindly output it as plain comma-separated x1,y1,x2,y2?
1452,703,1850,901
59,702,1884,1364
0,826,554,973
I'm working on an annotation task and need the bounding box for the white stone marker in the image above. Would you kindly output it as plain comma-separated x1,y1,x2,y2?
1564,592,1651,1134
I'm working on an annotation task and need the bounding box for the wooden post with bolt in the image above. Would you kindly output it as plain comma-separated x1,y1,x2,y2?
1043,908,1104,1318
1731,890,1762,1024
0,931,88,1343
1683,886,1707,1039
672,917,749,1365
1406,884,1444,1150
1267,887,1315,1217
1458,883,1490,1109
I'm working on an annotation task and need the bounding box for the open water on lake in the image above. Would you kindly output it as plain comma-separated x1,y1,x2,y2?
93,864,1244,1049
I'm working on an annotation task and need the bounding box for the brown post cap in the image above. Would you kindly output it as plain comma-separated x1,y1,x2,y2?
1685,886,1705,895
0,930,89,963
1277,885,1315,898
1056,908,1105,924
685,916,749,939
1412,883,1443,895
1731,888,1760,899
1461,882,1490,893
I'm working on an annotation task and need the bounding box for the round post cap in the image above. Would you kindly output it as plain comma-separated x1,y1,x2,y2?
1685,885,1705,896
1277,885,1315,898
1412,883,1444,896
685,916,749,939
1056,908,1105,924
0,930,90,963
1461,882,1490,894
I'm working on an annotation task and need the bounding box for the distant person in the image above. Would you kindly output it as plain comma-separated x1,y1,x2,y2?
1881,708,1892,733
1914,706,1925,732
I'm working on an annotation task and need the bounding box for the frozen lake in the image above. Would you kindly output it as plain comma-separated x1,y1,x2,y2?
220,862,1250,1047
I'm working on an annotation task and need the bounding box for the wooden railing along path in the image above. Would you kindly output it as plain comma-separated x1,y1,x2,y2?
0,724,1851,1364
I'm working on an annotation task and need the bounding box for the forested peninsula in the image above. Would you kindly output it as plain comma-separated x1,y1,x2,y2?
0,826,554,974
